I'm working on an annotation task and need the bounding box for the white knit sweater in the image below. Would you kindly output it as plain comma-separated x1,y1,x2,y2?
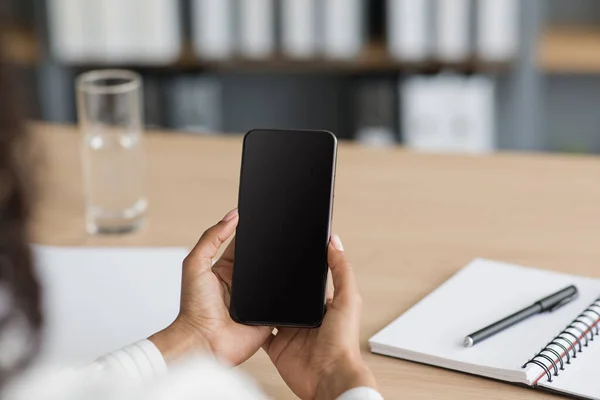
3,339,384,400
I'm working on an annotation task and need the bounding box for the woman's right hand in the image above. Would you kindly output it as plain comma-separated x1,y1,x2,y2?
262,235,377,400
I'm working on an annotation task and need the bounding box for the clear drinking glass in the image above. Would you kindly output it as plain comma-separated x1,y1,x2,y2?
76,69,147,234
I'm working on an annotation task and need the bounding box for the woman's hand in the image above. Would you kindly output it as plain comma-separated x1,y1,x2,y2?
263,235,377,400
149,209,271,365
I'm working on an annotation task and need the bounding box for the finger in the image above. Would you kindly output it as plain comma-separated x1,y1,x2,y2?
213,263,234,292
184,209,238,273
325,269,334,303
325,297,333,314
212,236,235,281
261,332,276,354
328,234,360,308
219,236,236,265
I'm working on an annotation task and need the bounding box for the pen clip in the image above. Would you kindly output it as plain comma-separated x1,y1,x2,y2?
548,293,579,312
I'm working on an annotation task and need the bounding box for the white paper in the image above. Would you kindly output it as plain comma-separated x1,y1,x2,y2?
33,245,187,366
538,341,600,399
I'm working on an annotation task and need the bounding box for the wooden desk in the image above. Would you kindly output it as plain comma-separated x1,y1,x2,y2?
32,123,600,399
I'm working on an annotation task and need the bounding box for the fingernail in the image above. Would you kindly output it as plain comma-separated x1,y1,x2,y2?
222,208,238,221
331,234,344,251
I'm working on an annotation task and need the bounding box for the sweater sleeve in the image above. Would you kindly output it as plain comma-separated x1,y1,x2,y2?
336,387,385,400
91,340,383,399
88,339,167,381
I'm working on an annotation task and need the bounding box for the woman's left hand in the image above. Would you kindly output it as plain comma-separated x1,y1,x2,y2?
149,208,271,365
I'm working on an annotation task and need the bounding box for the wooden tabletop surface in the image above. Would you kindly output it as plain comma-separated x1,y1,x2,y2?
31,123,600,399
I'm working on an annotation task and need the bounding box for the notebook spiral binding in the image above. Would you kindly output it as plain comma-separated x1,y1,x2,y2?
521,297,600,383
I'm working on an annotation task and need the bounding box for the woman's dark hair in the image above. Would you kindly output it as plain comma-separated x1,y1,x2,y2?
0,25,42,385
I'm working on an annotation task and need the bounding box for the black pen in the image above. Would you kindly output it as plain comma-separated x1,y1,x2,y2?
464,285,579,347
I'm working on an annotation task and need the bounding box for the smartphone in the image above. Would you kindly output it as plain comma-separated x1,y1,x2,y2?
230,129,337,327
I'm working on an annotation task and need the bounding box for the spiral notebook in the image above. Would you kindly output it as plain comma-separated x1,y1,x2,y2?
369,259,600,400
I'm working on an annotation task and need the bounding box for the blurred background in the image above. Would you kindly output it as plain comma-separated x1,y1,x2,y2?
2,0,599,153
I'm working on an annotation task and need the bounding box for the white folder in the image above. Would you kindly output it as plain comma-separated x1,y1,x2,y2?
135,0,181,63
73,0,105,61
47,0,181,64
281,0,318,58
402,76,446,151
102,0,136,62
387,0,430,61
403,75,496,153
239,0,276,58
455,76,495,152
322,0,364,59
477,0,519,61
435,0,470,62
192,0,235,60
47,0,88,62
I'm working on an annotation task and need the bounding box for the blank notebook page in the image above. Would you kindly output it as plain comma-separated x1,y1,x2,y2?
537,337,600,398
369,259,600,384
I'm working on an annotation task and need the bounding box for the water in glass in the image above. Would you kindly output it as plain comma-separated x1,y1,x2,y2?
82,127,146,234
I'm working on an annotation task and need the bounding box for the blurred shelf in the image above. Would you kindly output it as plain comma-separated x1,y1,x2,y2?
1,27,39,66
0,29,510,74
539,26,600,73
73,41,511,74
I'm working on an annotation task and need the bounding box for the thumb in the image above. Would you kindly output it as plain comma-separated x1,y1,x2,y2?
327,235,361,309
183,208,239,273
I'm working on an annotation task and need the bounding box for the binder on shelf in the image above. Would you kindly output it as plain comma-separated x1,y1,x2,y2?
239,0,276,58
387,0,430,61
103,0,135,62
134,0,181,63
476,0,519,61
322,0,365,59
456,76,495,153
86,1,110,61
47,0,88,62
401,75,495,154
281,0,318,58
47,0,181,64
434,0,470,62
191,0,235,60
402,76,444,151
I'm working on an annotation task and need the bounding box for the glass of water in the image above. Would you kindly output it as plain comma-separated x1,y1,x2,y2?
76,69,147,234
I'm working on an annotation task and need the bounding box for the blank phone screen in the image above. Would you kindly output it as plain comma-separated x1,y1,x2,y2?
230,130,337,326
